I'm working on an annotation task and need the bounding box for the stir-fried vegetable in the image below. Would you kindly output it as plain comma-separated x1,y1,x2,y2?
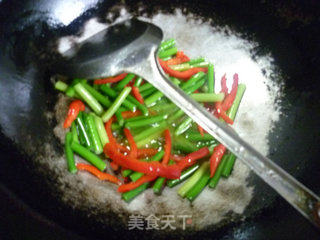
55,38,246,202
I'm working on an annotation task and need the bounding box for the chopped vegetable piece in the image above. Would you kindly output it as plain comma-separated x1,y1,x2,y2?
226,83,246,120
118,175,156,192
130,151,164,182
153,177,166,194
75,112,92,148
175,117,193,136
104,143,181,179
82,81,111,108
181,72,206,90
122,169,132,177
134,77,143,87
190,93,224,102
134,121,167,142
94,73,128,84
159,38,175,52
132,86,144,104
189,57,205,65
209,153,229,187
65,132,77,173
139,83,154,92
208,64,214,93
209,144,227,177
125,114,166,128
76,163,120,184
167,164,200,187
55,81,68,92
102,87,132,122
63,100,85,128
177,147,210,170
221,153,237,177
159,59,208,80
186,132,215,142
93,115,109,146
71,141,106,171
172,135,198,153
115,110,124,126
121,110,142,119
178,162,209,197
137,148,158,158
124,128,138,158
126,95,148,116
74,83,103,115
186,167,210,201
71,122,79,143
100,84,135,111
158,47,178,59
84,113,103,154
122,182,150,202
197,124,204,137
165,51,190,65
115,73,135,90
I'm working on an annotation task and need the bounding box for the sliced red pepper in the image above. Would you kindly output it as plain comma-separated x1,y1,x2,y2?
162,129,172,165
76,163,121,185
177,147,210,170
94,73,128,85
104,118,129,153
118,175,156,192
63,100,85,128
104,143,181,179
197,124,204,137
137,148,158,158
215,102,234,124
121,110,142,119
158,58,207,80
170,154,185,162
220,73,228,95
221,73,239,112
165,51,190,65
209,144,227,177
124,128,138,158
132,86,144,104
110,161,119,171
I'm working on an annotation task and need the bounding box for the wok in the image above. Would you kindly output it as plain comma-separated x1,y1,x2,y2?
0,0,320,239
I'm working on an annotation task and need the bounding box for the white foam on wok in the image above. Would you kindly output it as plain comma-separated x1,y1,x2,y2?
52,9,282,229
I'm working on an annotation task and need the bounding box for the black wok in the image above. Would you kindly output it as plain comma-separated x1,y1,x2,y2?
1,0,320,239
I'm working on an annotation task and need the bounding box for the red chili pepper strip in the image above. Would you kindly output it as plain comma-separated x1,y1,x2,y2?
215,102,234,124
110,161,119,171
124,128,138,158
104,143,181,179
118,175,156,192
137,148,158,158
94,73,128,85
63,100,85,128
132,86,144,104
220,74,228,95
162,129,172,165
121,110,142,119
170,154,185,162
165,51,190,65
76,163,121,185
197,124,204,137
221,73,239,112
177,147,210,170
104,118,129,154
158,58,208,80
209,144,227,177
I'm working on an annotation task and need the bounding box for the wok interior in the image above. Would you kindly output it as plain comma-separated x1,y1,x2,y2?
0,0,320,239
